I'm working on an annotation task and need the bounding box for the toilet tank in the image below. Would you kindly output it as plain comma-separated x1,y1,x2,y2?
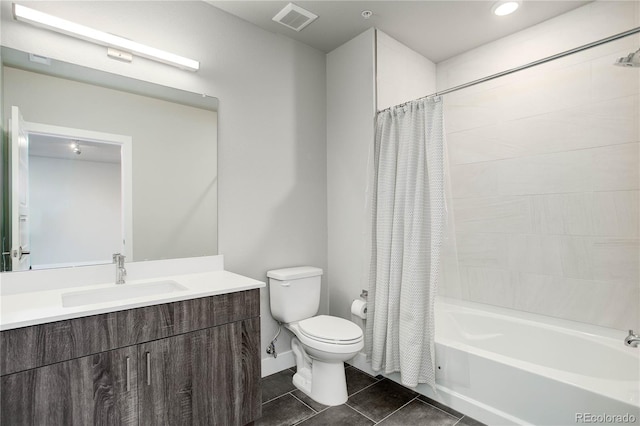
267,266,323,323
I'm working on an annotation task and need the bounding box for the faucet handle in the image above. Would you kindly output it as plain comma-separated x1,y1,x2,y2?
630,330,637,336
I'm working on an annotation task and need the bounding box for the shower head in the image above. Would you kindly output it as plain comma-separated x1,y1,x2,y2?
614,48,640,67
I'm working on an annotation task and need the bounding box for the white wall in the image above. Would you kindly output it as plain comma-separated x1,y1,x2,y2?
29,156,121,268
1,1,328,369
327,29,376,322
327,29,436,322
438,1,640,330
376,31,436,111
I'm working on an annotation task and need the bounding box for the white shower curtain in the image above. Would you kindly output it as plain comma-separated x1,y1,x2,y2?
365,97,445,389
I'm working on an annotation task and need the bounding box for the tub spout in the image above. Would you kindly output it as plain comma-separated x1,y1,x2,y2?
625,330,640,347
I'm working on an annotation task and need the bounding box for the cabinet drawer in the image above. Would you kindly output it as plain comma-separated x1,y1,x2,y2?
0,313,118,376
117,288,260,347
1,289,260,375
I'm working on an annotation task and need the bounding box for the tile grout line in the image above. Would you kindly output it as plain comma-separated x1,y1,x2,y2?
341,373,395,424
450,188,640,201
346,377,384,399
415,397,464,420
370,395,420,425
289,391,326,414
344,401,380,424
453,416,475,426
444,230,640,240
274,391,319,426
292,413,316,426
290,407,318,426
261,391,294,406
449,139,638,167
261,372,478,426
261,369,380,416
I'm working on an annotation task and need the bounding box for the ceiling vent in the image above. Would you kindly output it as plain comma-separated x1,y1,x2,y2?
272,3,318,32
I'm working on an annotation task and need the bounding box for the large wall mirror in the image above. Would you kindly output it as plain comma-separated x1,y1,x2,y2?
1,46,218,272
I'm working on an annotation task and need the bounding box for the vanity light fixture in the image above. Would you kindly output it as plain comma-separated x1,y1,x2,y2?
12,3,200,71
492,0,521,16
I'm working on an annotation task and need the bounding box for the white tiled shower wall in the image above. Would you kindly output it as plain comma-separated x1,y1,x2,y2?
439,1,640,330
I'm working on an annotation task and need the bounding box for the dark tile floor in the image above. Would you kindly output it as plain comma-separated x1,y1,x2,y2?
257,366,486,426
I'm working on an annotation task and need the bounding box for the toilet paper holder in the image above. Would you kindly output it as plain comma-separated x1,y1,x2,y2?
351,298,368,318
360,289,368,299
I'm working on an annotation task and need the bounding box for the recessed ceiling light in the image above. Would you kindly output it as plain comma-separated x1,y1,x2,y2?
492,0,521,16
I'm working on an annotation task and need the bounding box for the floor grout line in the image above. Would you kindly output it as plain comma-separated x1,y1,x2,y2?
261,369,484,426
371,395,419,425
347,377,384,398
344,401,380,424
292,413,315,426
261,391,295,406
291,410,317,426
289,391,323,414
415,397,463,420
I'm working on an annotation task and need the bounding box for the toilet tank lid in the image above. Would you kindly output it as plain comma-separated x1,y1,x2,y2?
267,266,323,280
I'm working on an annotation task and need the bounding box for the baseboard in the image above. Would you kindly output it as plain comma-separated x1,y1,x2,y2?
261,350,296,378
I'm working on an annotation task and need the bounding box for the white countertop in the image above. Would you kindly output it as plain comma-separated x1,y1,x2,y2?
1,269,265,331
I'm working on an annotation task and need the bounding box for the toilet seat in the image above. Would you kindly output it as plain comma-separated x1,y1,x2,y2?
286,316,364,356
298,315,363,344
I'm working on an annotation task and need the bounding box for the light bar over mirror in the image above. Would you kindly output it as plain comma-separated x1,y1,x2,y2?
12,3,200,71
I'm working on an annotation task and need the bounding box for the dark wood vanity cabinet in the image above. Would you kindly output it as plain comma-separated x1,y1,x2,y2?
139,318,260,425
0,289,261,426
1,346,139,425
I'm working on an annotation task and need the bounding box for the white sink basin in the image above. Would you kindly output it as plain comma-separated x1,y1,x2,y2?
61,280,188,308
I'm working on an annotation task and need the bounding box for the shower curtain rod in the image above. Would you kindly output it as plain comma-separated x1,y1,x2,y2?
378,26,640,113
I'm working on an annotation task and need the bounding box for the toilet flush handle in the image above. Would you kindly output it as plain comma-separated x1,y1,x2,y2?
281,281,291,287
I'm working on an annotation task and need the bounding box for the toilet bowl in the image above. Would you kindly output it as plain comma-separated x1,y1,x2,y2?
267,267,364,406
287,315,363,405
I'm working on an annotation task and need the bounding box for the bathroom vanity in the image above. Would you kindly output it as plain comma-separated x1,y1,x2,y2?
0,258,264,425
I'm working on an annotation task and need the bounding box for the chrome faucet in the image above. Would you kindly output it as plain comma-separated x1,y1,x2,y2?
625,330,640,347
113,253,127,285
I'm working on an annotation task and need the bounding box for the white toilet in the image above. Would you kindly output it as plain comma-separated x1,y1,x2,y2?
267,266,364,406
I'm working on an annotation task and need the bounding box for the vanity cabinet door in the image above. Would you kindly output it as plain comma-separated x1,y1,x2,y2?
0,346,138,425
211,317,261,426
138,317,260,426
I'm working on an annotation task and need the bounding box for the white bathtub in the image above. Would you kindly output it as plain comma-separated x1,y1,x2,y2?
351,297,640,425
431,298,640,425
